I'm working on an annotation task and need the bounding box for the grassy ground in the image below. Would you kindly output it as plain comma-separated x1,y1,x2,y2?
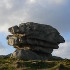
0,57,70,70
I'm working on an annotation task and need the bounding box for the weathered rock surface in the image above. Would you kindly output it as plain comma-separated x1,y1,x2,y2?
11,49,52,60
8,22,65,44
7,22,65,60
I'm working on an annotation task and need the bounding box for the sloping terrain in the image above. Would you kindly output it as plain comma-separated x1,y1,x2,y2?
0,57,70,70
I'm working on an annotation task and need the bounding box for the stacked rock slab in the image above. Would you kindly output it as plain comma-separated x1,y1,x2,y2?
7,22,65,60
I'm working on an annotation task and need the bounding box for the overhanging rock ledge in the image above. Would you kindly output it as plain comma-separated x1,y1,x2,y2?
7,22,65,60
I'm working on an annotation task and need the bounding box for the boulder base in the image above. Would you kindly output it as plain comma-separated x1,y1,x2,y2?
11,49,52,60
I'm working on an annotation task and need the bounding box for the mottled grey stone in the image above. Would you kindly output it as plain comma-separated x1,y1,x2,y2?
8,22,65,44
11,49,52,60
7,22,65,60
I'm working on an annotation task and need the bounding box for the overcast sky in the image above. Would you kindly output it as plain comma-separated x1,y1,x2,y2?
0,0,70,59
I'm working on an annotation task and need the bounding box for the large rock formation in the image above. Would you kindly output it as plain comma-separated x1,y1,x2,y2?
7,22,65,60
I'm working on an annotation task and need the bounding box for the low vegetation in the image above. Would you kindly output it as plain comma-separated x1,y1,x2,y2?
0,57,70,70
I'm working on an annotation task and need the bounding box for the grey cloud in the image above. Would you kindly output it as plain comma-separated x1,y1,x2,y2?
0,0,70,36
0,0,28,28
0,0,69,41
3,0,69,34
0,0,70,33
24,2,70,33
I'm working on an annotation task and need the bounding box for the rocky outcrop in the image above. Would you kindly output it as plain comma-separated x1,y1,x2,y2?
7,22,65,60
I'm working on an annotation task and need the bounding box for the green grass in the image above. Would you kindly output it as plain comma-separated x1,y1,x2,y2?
0,57,70,70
